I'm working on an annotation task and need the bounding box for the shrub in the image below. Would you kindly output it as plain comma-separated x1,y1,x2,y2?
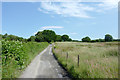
82,36,91,42
2,40,49,78
105,34,113,42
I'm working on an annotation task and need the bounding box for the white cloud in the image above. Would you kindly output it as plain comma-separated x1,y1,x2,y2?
41,26,64,29
40,2,94,18
97,0,119,10
34,26,63,35
2,0,120,3
70,33,77,35
38,0,119,18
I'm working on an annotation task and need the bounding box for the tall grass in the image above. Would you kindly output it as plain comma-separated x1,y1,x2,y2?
0,41,1,79
2,40,49,78
53,42,118,78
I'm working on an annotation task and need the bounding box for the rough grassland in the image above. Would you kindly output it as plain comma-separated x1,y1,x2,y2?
53,42,118,78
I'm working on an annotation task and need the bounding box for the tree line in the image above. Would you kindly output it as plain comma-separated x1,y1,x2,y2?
82,34,120,42
0,30,72,43
0,30,119,43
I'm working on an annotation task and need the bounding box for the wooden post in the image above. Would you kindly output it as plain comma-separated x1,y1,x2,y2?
78,55,79,67
67,52,68,59
66,52,68,66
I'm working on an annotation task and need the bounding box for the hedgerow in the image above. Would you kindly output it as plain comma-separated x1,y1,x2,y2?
2,40,49,78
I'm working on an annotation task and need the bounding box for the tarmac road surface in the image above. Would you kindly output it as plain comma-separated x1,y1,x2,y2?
20,44,70,79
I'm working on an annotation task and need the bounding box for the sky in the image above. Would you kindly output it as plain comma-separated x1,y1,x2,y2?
2,1,118,40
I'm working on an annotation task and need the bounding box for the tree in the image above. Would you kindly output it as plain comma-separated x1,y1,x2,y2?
68,38,72,41
105,34,113,42
27,36,36,42
91,40,96,42
82,36,91,42
35,30,56,42
98,39,105,42
42,30,56,42
2,33,8,39
56,35,62,42
61,35,69,41
3,34,18,41
35,32,44,42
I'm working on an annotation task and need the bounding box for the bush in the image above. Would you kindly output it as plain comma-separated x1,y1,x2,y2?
105,34,113,42
2,40,27,67
82,36,91,42
2,40,49,78
2,40,28,78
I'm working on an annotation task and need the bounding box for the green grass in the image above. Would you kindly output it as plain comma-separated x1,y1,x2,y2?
2,40,49,78
0,41,2,79
53,42,118,78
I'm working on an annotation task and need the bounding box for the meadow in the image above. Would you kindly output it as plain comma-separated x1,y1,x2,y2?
53,42,118,78
1,40,49,78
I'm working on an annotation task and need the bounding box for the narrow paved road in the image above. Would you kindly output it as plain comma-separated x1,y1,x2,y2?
20,44,69,78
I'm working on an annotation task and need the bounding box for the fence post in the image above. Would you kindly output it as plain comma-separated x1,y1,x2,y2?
78,55,79,67
66,52,68,66
67,52,68,59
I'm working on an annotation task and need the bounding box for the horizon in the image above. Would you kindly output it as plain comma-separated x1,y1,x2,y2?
2,1,118,40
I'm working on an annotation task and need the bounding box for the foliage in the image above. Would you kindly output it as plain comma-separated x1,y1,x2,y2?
61,35,69,41
56,35,62,42
68,38,72,41
2,40,49,78
113,39,120,41
2,33,27,42
105,34,113,42
27,36,36,42
35,30,56,42
42,30,56,42
35,31,44,42
91,39,105,42
2,40,27,67
34,30,72,42
82,36,91,42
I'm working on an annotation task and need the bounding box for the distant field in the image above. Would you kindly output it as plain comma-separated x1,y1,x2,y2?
53,42,118,78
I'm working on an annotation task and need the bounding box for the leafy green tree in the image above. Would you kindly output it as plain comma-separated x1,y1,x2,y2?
68,38,72,41
2,33,8,39
91,40,96,42
35,31,44,42
98,39,105,42
82,36,91,42
56,35,62,41
35,30,56,42
61,35,69,41
18,37,24,41
91,39,104,42
42,30,56,42
105,34,113,42
4,35,17,41
27,36,36,42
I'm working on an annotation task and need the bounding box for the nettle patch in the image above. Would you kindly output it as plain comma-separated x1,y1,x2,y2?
2,40,28,70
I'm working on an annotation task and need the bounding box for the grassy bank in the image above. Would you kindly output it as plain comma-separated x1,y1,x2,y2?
53,42,118,78
2,40,49,78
